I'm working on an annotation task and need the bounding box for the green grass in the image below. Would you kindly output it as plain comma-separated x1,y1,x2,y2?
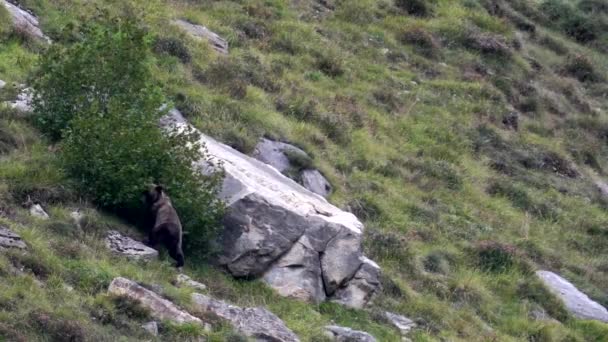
0,0,608,341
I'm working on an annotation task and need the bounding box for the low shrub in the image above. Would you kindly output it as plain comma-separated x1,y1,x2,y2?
153,36,191,63
474,240,518,272
395,0,434,17
563,54,603,83
399,27,441,58
32,13,224,257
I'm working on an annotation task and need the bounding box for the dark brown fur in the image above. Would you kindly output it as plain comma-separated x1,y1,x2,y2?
143,185,184,268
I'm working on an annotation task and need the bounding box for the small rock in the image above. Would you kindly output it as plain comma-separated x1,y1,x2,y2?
9,87,33,113
70,209,84,229
175,274,207,291
142,321,159,336
536,270,608,322
301,169,332,198
105,231,158,260
253,138,310,174
108,277,208,327
595,180,608,198
29,203,49,220
0,80,5,89
0,225,27,250
384,312,416,336
324,325,376,342
172,19,228,54
191,293,300,342
2,0,51,43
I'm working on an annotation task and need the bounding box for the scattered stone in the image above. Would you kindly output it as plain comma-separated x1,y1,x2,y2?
142,321,159,336
536,270,608,322
191,293,299,342
108,277,207,327
172,19,228,54
105,231,159,260
384,312,416,336
9,87,33,113
161,109,380,306
252,138,310,174
502,111,519,131
331,257,381,309
29,203,49,220
175,274,207,291
0,80,5,89
0,225,27,250
2,0,51,43
301,169,332,198
324,325,377,342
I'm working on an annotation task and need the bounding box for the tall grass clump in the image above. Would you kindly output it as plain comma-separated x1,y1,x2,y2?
32,12,223,257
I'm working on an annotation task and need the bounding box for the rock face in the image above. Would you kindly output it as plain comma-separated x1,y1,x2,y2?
0,225,27,250
301,169,332,198
384,312,416,336
172,19,228,54
2,1,50,43
252,138,333,198
536,270,608,322
105,231,159,260
108,277,206,326
324,325,376,342
162,110,380,307
191,293,299,342
331,257,381,309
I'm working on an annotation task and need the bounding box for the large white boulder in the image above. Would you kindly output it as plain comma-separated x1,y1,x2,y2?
536,270,608,322
161,110,380,306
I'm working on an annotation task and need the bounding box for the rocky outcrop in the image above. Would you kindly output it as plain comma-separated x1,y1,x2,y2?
191,293,299,342
331,257,381,309
2,1,50,43
161,110,380,307
0,225,27,250
324,325,376,342
105,231,159,260
108,277,208,327
172,19,228,55
536,270,608,322
253,138,332,198
301,169,332,198
384,312,416,336
9,87,33,113
175,274,207,291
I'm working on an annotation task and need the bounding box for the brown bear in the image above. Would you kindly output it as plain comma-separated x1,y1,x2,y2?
142,184,185,268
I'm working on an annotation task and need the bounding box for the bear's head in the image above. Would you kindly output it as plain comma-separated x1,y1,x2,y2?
142,184,164,205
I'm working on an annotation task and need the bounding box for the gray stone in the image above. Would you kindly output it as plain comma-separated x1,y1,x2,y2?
0,80,5,89
175,274,207,291
536,270,608,322
332,257,381,309
191,293,299,342
105,231,159,261
0,225,26,250
172,19,228,54
9,87,33,113
384,312,416,336
2,1,50,43
29,203,49,220
108,277,207,327
301,169,332,198
161,109,380,306
253,138,309,173
142,321,158,336
324,325,376,342
595,180,608,198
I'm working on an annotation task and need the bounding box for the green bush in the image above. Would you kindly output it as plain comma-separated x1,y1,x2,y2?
32,13,223,257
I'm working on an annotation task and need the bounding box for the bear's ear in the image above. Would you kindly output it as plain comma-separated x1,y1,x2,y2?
155,185,164,193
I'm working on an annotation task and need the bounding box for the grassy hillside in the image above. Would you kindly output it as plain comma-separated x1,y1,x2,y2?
1,0,608,341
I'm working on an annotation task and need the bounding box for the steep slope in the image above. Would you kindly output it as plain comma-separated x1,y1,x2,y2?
1,0,608,341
